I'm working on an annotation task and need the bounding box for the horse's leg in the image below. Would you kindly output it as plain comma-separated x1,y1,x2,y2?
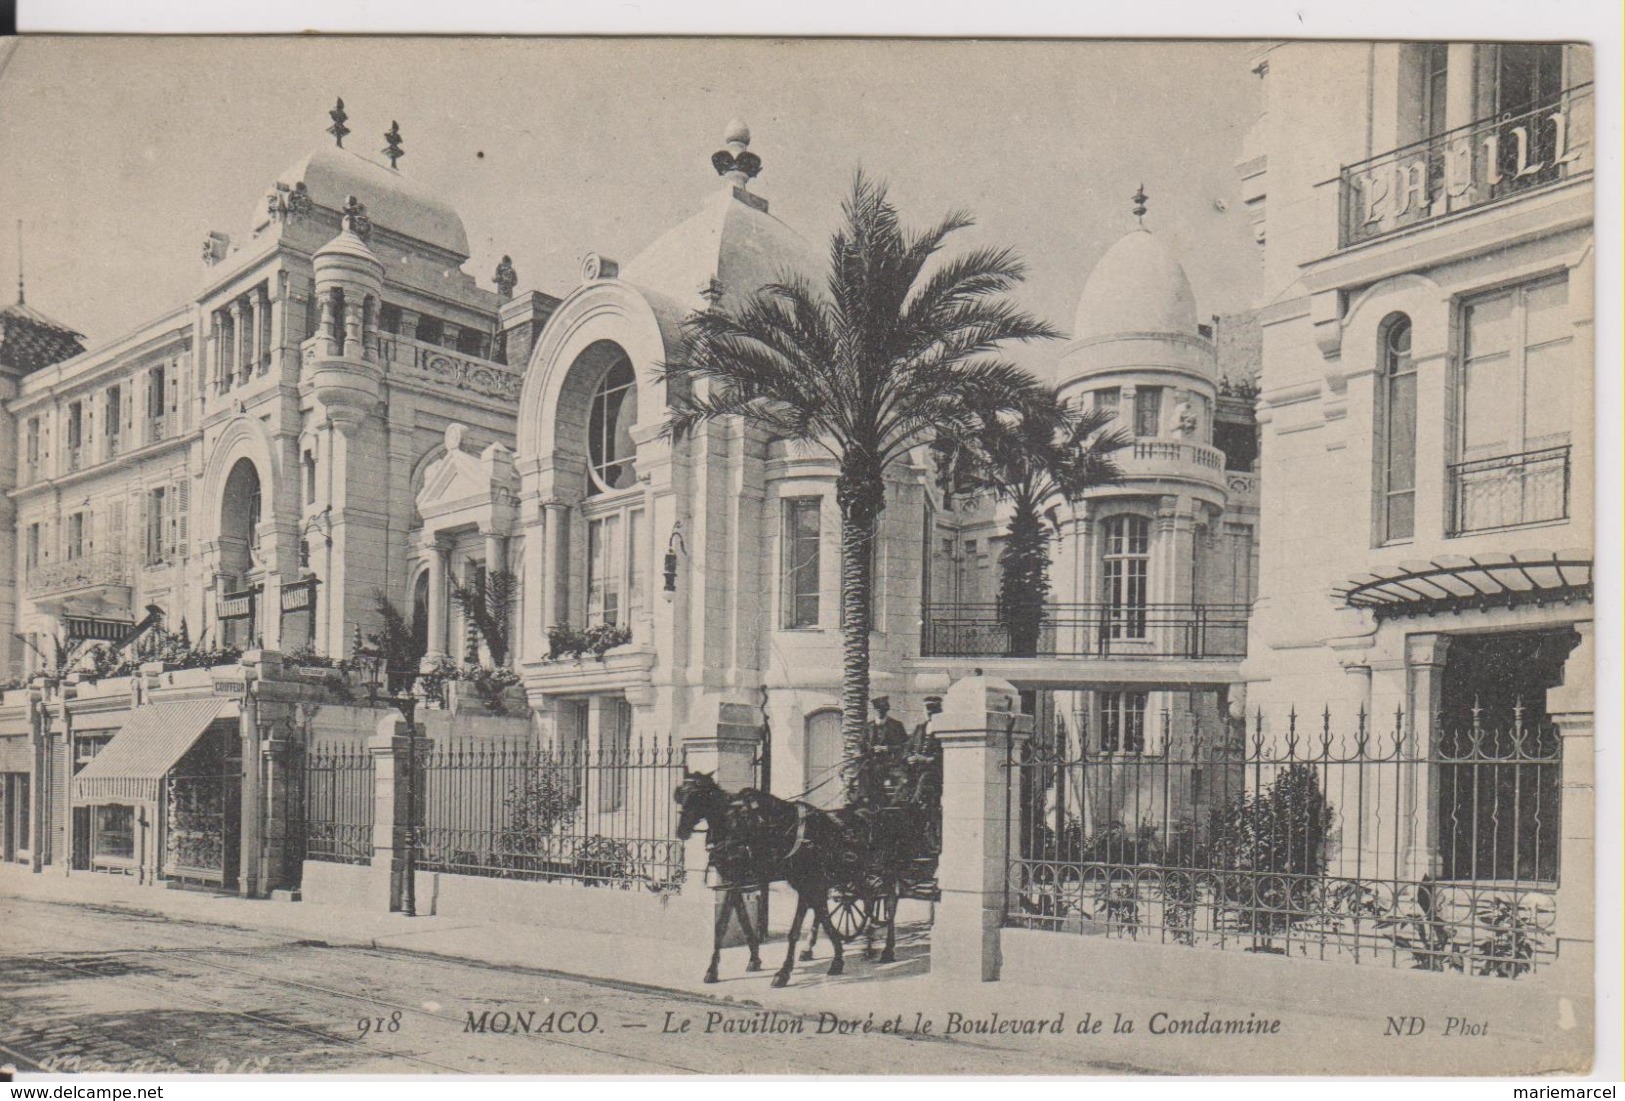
773,895,810,988
880,880,898,964
704,888,735,984
732,888,763,972
812,891,845,977
800,915,819,961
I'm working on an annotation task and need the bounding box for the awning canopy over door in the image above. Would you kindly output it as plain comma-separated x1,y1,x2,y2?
1333,550,1592,620
72,699,237,806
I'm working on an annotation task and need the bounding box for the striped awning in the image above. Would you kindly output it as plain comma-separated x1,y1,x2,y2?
1333,549,1592,620
72,699,237,806
0,735,33,774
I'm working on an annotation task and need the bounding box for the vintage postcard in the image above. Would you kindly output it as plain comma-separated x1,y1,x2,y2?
0,33,1606,1079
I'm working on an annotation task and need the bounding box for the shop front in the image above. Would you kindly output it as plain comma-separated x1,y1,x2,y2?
70,699,240,886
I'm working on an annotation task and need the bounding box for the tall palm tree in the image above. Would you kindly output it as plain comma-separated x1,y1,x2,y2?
663,172,1058,776
936,393,1126,656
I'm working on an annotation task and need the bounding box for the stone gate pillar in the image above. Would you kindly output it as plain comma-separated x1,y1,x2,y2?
1546,620,1593,986
364,713,413,912
931,673,1030,983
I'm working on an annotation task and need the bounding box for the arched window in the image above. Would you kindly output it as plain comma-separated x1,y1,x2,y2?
1378,315,1416,542
588,354,638,495
1101,515,1150,639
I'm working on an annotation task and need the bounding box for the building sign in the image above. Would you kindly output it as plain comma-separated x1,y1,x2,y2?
217,588,259,621
280,577,320,613
64,615,136,643
1341,85,1592,247
212,676,247,697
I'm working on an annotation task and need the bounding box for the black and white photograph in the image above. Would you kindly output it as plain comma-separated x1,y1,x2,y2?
0,24,1613,1083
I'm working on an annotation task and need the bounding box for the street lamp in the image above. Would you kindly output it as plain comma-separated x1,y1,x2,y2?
663,520,686,601
353,633,421,918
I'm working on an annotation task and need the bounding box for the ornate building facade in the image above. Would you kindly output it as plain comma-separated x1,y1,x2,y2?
1237,41,1594,966
0,109,1257,882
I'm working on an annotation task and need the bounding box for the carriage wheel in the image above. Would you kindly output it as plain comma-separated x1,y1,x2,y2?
829,891,870,939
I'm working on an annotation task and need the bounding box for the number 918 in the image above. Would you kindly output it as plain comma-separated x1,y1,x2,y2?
358,1011,403,1037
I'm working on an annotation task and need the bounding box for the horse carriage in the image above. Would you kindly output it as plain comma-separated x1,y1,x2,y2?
673,738,943,987
824,749,943,940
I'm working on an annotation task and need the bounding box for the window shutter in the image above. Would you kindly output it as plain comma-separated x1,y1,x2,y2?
124,380,135,434
164,484,177,560
179,353,193,431
173,479,189,560
137,493,147,565
166,364,181,439
110,498,125,545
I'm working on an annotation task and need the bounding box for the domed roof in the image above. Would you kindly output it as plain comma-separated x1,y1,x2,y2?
620,185,820,311
1073,225,1198,341
314,218,382,267
258,145,470,259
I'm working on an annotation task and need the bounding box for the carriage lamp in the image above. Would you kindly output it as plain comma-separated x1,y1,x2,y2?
663,521,687,601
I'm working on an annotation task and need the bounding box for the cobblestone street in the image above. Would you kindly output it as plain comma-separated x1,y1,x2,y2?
0,895,1124,1075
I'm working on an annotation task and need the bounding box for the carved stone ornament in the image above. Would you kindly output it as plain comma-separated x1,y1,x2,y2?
581,253,619,282
265,181,314,226
494,255,518,298
342,194,372,240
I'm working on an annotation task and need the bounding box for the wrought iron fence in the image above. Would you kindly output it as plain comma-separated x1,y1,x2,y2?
1005,706,1561,978
304,742,374,866
1448,445,1570,536
1340,83,1593,247
416,735,686,891
923,602,1249,660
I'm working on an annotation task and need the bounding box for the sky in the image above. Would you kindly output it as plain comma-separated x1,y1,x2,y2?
0,37,1265,380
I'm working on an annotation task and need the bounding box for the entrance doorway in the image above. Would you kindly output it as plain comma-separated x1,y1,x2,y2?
1435,628,1577,884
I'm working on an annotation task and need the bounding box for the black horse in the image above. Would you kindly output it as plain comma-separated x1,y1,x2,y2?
674,769,859,987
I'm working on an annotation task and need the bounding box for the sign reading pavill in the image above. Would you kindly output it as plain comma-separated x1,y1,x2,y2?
1340,84,1593,246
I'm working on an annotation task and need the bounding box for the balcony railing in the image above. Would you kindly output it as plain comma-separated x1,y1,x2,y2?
922,602,1249,660
378,334,524,404
1124,439,1225,470
1340,83,1593,248
1448,445,1570,537
26,550,132,597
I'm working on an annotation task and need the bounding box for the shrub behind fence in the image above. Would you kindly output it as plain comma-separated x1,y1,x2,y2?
416,735,686,891
1005,707,1562,979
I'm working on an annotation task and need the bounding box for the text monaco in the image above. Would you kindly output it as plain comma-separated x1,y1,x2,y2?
463,1009,600,1034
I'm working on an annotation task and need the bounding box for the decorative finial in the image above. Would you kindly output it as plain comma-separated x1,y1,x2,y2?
1131,183,1148,223
494,255,517,299
341,195,372,241
328,97,351,149
711,119,762,188
382,121,404,169
14,219,23,305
